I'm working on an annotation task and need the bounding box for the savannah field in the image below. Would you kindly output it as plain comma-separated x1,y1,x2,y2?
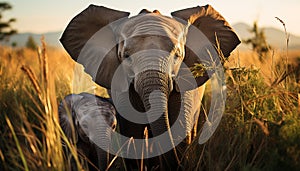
0,38,300,171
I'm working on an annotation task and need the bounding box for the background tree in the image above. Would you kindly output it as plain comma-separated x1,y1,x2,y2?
11,41,17,47
244,21,271,61
26,35,37,50
0,2,17,41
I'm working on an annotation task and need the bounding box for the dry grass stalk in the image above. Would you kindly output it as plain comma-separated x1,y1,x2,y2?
106,137,133,171
140,127,149,171
21,40,63,169
275,17,290,88
253,118,269,136
21,65,41,96
5,116,29,171
298,94,300,112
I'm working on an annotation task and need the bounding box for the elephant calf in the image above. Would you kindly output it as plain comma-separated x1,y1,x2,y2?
58,92,117,171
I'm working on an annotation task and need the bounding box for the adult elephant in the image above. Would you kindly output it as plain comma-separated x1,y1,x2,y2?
60,4,240,170
59,93,117,171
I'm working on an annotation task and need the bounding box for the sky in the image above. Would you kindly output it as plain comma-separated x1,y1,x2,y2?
5,0,300,36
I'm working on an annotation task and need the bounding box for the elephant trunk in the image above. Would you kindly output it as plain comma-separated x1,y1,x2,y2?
135,70,179,168
135,70,171,111
92,125,113,171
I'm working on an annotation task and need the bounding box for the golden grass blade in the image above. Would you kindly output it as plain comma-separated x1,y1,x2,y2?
106,137,134,171
21,65,41,96
5,116,29,171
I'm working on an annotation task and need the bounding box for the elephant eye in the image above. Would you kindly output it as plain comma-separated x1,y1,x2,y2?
174,50,182,61
111,123,116,130
124,52,130,59
80,121,88,130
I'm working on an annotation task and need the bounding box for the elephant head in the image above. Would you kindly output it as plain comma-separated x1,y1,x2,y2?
60,4,240,170
58,93,117,171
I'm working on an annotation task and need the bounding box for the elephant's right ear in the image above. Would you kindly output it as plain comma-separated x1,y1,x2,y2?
171,5,240,89
60,5,130,89
171,5,240,58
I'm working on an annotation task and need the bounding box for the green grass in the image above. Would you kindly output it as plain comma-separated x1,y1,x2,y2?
184,44,300,170
0,39,299,171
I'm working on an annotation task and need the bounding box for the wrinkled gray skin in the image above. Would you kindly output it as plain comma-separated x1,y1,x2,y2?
60,4,240,170
58,93,117,171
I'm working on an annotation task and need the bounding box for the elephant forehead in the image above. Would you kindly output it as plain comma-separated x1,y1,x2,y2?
122,14,186,41
74,98,116,118
77,104,115,122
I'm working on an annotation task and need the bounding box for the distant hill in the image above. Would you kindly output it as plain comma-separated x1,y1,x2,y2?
1,23,300,50
232,23,300,50
0,31,63,48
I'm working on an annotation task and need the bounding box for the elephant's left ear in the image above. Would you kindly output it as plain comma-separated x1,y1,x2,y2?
171,5,240,88
60,5,130,89
60,5,129,61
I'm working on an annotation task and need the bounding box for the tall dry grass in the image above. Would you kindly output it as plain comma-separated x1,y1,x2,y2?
181,47,300,170
0,41,107,171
